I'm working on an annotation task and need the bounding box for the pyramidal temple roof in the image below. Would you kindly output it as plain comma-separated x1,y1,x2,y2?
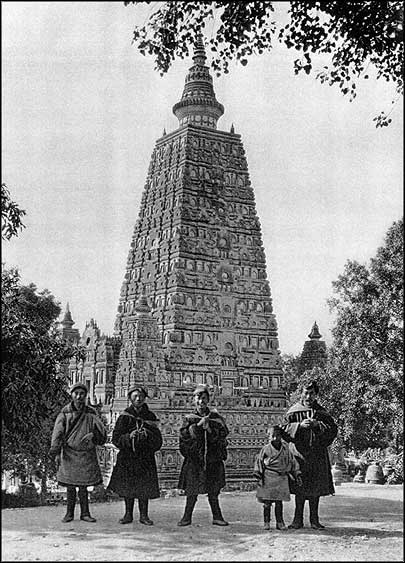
172,33,224,129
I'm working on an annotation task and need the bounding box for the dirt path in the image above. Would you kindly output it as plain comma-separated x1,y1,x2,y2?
1,483,403,561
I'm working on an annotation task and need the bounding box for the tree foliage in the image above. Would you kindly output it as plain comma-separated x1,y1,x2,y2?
319,218,404,453
1,186,83,492
1,269,77,468
125,1,403,126
281,353,300,403
281,219,403,453
1,183,26,240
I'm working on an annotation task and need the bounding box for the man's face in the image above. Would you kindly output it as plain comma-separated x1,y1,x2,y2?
71,389,87,410
301,386,317,407
130,390,146,409
194,391,209,414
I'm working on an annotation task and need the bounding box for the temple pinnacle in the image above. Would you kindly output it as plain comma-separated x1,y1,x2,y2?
308,321,322,340
172,33,224,129
61,302,74,328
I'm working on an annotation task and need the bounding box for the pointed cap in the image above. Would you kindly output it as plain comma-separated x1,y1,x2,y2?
61,302,74,329
173,33,224,129
308,321,322,340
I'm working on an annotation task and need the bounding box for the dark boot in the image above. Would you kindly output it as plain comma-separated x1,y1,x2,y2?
289,495,305,529
177,495,197,526
309,496,325,529
263,502,271,530
138,498,153,525
275,501,287,530
208,494,229,526
78,486,96,522
62,486,76,522
119,497,134,524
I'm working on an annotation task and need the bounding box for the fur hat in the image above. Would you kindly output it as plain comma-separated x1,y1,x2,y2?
127,386,148,398
301,380,319,394
70,382,88,395
193,384,210,398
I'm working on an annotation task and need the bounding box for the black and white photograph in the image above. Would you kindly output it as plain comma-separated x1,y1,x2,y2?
2,2,403,561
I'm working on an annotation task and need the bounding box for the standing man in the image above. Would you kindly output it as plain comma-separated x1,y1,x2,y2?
177,384,229,527
283,380,337,530
107,387,162,525
50,382,107,523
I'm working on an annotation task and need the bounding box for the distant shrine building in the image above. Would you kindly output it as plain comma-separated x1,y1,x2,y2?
298,321,327,375
63,37,288,488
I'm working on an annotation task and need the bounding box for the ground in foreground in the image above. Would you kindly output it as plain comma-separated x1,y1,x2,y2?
1,483,403,561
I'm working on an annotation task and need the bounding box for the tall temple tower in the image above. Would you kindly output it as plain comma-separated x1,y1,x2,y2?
111,35,286,487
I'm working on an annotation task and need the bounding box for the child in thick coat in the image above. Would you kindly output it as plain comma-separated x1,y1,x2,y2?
254,425,302,530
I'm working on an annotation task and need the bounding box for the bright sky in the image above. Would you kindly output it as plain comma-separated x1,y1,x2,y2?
2,2,403,355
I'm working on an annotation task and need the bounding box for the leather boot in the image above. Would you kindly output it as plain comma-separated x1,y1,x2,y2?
263,502,271,530
309,496,325,529
208,494,229,526
119,497,134,524
78,486,96,522
275,501,286,530
138,498,153,525
62,486,76,522
177,495,197,526
288,495,305,529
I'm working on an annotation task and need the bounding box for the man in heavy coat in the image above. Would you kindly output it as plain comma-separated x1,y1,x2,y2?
282,380,338,529
107,386,162,525
50,382,107,523
177,384,229,527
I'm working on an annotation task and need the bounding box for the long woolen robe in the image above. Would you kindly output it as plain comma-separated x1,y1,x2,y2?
254,441,301,502
282,400,337,498
107,404,162,499
178,408,229,496
49,403,107,487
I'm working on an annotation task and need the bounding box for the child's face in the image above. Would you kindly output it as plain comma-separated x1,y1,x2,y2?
268,428,282,445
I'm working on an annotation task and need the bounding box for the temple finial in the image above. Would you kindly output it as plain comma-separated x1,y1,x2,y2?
193,32,207,66
308,321,322,340
61,302,74,328
172,33,224,129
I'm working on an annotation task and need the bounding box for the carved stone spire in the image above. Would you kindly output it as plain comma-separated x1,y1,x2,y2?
308,321,322,340
298,321,327,375
172,33,224,129
59,302,80,345
61,302,74,329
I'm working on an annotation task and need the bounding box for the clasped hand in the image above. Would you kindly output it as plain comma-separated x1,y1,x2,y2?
197,416,210,430
300,418,318,429
130,428,145,439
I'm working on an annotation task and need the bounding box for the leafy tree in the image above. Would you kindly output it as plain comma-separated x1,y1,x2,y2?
1,186,82,500
1,269,83,499
125,1,403,126
318,218,404,453
281,353,300,403
1,183,26,240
